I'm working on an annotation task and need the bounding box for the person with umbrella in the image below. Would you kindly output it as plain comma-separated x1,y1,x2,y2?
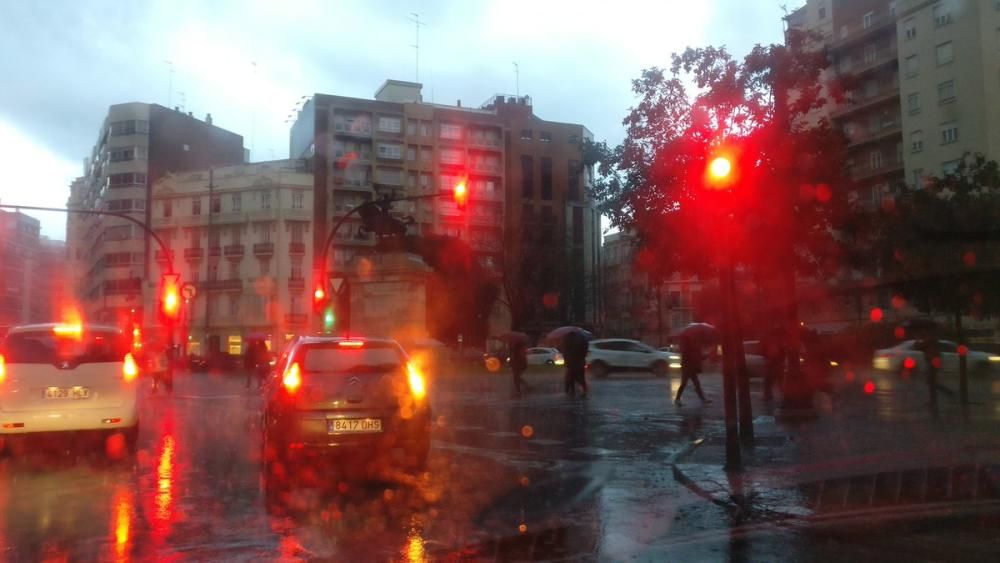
545,326,592,397
674,324,714,406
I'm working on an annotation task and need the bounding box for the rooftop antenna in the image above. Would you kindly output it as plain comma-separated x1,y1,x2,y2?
177,91,186,112
164,60,174,108
250,61,257,162
513,62,520,97
408,13,426,82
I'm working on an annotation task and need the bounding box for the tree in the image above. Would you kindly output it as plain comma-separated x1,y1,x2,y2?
588,31,851,324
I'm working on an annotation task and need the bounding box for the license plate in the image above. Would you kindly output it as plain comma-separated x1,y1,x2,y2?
44,387,91,399
328,418,382,434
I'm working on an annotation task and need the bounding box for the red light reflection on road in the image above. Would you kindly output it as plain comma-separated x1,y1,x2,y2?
156,435,175,523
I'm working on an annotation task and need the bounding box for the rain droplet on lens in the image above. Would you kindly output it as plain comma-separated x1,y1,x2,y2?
520,425,534,439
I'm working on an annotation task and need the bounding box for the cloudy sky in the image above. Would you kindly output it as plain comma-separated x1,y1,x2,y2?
0,0,788,239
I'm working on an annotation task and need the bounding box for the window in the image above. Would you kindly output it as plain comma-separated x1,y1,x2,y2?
440,148,462,164
521,155,534,197
108,120,149,136
568,134,578,144
941,125,958,144
572,206,584,244
420,146,431,161
864,44,877,63
819,5,826,19
910,131,924,153
163,199,172,218
261,191,271,209
406,145,416,161
520,129,533,140
107,172,146,188
228,295,240,318
912,168,924,187
230,226,241,245
109,148,134,162
377,143,402,159
231,194,241,212
935,41,953,65
568,160,580,201
292,192,303,209
406,119,417,136
210,195,221,213
192,197,201,215
540,157,553,200
420,173,431,190
208,263,219,281
907,92,920,114
862,11,874,29
870,150,883,169
257,223,272,243
540,131,552,142
377,116,401,133
942,159,961,174
228,261,240,281
904,18,916,39
933,4,951,27
439,123,462,140
419,121,430,137
905,55,919,77
937,80,955,103
290,261,303,279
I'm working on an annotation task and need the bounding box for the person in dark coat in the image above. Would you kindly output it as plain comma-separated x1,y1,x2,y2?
760,328,785,401
915,335,942,407
509,340,528,396
562,331,589,397
675,332,709,406
245,340,269,389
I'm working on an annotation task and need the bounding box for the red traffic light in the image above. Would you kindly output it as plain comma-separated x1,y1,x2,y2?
160,274,181,320
453,181,468,209
314,286,326,302
704,150,737,190
708,157,732,180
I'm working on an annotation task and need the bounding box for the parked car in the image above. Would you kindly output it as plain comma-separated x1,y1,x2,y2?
261,336,432,485
0,323,140,455
587,339,673,377
872,340,999,375
526,347,564,365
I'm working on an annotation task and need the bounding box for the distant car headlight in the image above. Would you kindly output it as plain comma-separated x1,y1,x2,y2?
829,361,839,367
554,354,565,366
989,356,1000,363
873,356,891,370
669,362,682,369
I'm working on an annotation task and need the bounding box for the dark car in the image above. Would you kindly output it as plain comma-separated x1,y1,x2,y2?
261,336,432,478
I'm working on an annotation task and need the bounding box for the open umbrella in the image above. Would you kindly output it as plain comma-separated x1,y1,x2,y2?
543,326,592,348
674,323,720,344
497,331,531,345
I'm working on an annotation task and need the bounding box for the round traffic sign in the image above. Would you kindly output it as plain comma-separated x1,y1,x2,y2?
180,283,197,300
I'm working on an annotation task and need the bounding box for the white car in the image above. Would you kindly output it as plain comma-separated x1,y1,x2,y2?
587,339,673,377
525,347,564,365
872,340,999,375
656,347,684,369
0,324,140,453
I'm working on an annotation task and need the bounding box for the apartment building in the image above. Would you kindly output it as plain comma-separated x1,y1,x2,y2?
148,160,313,356
290,80,600,340
66,103,244,327
31,237,67,323
0,209,40,326
897,0,1000,183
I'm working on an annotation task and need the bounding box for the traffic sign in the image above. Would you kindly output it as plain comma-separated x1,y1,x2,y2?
180,283,197,300
330,277,345,295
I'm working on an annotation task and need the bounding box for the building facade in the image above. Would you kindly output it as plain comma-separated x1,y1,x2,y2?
0,210,41,326
67,102,244,327
148,160,313,356
290,81,601,341
31,237,67,324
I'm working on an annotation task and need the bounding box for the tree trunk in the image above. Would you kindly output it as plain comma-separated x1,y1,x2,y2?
955,308,968,405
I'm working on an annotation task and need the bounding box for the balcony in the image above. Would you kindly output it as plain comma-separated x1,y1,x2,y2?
469,135,502,149
154,249,174,263
184,247,204,260
289,242,306,255
471,161,502,174
253,242,274,256
333,121,372,137
202,279,243,291
851,159,905,182
284,313,308,325
224,244,245,258
208,246,222,258
841,49,898,78
847,122,902,148
287,277,305,290
830,14,896,52
832,88,899,120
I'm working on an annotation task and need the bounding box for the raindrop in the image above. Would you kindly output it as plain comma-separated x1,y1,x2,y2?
520,425,534,439
963,251,976,267
815,183,832,203
519,476,530,487
869,308,884,323
338,482,349,494
958,345,968,357
518,523,528,534
891,295,906,310
383,489,395,501
845,371,855,383
894,326,905,340
880,196,896,213
903,357,916,370
542,293,559,309
931,357,942,369
863,380,875,394
798,184,815,202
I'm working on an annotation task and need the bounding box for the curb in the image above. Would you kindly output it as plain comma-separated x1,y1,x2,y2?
668,436,745,514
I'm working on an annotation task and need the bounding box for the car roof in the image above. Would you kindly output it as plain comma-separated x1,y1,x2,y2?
7,323,123,334
591,338,637,344
293,336,401,346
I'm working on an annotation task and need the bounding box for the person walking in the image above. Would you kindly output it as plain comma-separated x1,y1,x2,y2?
509,340,528,397
675,332,710,406
761,328,785,401
562,330,589,397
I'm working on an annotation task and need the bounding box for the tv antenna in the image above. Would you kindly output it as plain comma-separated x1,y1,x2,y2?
408,13,427,82
513,62,520,97
164,60,174,107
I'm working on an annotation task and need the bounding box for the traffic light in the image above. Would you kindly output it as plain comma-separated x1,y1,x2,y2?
705,152,737,190
312,283,329,312
160,274,181,322
452,180,468,209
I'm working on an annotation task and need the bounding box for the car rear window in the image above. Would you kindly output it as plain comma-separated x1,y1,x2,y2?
299,342,404,373
1,328,130,366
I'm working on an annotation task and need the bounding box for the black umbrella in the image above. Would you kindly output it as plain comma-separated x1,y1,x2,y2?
543,326,592,347
674,323,720,343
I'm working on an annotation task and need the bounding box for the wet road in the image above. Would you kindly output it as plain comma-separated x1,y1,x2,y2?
0,368,724,560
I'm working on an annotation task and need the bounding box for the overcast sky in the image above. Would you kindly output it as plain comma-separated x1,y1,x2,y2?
0,0,788,239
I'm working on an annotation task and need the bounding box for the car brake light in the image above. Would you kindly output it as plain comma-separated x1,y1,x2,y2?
123,353,139,381
406,362,426,400
283,362,302,392
337,340,364,348
0,354,5,383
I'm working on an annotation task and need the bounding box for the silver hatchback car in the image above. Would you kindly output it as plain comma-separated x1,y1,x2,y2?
261,336,432,478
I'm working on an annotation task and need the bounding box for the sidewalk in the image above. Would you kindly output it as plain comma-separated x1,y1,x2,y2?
671,368,1000,523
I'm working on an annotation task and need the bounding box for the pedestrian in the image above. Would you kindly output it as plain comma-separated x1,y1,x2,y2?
675,332,710,406
915,335,952,407
245,340,268,389
562,330,589,397
761,328,785,401
509,340,528,397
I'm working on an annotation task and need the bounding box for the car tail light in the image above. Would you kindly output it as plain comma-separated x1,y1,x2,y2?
337,340,365,348
282,362,302,393
0,354,6,383
406,362,426,400
902,357,916,370
123,353,139,381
